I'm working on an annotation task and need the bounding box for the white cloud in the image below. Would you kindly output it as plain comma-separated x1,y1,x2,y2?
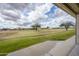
27,4,53,22
47,14,75,28
0,9,21,21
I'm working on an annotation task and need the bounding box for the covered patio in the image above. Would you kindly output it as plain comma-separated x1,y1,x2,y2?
47,3,79,56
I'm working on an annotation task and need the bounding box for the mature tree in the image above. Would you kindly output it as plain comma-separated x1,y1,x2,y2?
60,21,75,31
47,26,49,29
32,23,41,31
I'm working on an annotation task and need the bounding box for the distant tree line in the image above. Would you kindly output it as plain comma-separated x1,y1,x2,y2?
0,21,75,31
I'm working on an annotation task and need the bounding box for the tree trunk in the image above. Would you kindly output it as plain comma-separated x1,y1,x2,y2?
36,27,38,31
65,25,68,31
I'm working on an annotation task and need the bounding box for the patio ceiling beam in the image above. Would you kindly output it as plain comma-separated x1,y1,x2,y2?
54,3,76,18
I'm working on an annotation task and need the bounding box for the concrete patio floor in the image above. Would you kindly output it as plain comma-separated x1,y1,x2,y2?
69,44,79,56
45,36,75,56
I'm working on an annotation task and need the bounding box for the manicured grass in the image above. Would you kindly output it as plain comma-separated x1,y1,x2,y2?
0,29,75,56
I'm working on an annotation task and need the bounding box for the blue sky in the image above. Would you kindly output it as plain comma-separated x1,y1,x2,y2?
0,3,75,29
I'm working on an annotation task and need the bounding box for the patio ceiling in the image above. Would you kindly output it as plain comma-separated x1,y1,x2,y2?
54,3,79,18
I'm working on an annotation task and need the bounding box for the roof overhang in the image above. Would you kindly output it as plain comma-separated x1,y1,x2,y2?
54,3,79,18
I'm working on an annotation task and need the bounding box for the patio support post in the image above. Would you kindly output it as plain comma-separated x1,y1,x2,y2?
77,14,79,44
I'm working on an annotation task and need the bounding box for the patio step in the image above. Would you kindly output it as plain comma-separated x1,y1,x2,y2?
45,36,75,56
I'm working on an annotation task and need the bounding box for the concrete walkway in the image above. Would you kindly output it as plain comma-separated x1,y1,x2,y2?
8,41,58,56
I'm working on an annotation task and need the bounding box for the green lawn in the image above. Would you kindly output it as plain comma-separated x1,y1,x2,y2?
0,29,75,56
